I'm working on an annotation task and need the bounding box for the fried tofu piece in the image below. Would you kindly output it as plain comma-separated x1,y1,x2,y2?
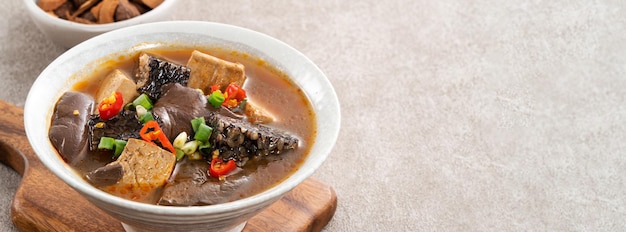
244,100,275,124
186,50,246,94
102,138,176,203
95,69,138,110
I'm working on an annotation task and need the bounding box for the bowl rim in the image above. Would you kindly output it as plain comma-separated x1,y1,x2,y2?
24,20,341,216
23,0,179,32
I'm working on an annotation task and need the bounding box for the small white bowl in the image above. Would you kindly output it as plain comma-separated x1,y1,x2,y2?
23,0,179,48
24,21,340,231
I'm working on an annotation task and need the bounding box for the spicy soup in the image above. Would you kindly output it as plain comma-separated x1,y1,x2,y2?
49,46,316,205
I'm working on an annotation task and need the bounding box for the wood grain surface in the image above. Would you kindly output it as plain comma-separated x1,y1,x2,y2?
0,100,337,232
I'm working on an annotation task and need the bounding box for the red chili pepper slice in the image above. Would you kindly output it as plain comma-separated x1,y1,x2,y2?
224,83,246,102
98,91,123,120
139,120,176,154
220,83,247,109
208,158,236,177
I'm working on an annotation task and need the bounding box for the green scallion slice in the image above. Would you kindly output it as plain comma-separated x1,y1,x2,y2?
139,112,155,124
113,140,127,158
194,124,213,143
191,117,205,133
181,140,199,155
199,142,212,155
207,90,225,108
175,148,185,161
98,137,115,150
132,93,153,110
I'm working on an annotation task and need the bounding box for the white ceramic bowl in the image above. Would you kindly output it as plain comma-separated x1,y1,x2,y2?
23,0,179,48
24,21,340,232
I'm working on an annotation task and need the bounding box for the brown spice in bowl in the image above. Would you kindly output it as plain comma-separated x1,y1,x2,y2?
37,0,163,24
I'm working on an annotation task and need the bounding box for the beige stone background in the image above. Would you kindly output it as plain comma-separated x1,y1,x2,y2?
2,0,626,231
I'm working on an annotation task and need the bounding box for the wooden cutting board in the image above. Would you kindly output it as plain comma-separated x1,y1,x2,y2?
0,100,337,232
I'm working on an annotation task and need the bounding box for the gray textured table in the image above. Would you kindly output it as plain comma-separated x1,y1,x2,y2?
3,0,626,231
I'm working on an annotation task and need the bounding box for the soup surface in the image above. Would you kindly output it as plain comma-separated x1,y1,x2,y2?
48,45,316,206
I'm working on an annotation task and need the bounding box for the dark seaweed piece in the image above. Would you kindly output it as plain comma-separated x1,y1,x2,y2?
87,110,146,151
205,112,299,167
136,53,191,101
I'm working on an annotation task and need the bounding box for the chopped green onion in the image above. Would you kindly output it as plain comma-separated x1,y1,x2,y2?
191,117,205,133
194,124,213,143
99,137,127,158
133,93,153,110
136,105,154,124
139,112,154,124
173,132,188,149
181,140,200,155
207,90,225,108
136,105,148,117
98,137,115,150
175,148,185,161
113,140,127,158
124,102,135,111
198,141,212,155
